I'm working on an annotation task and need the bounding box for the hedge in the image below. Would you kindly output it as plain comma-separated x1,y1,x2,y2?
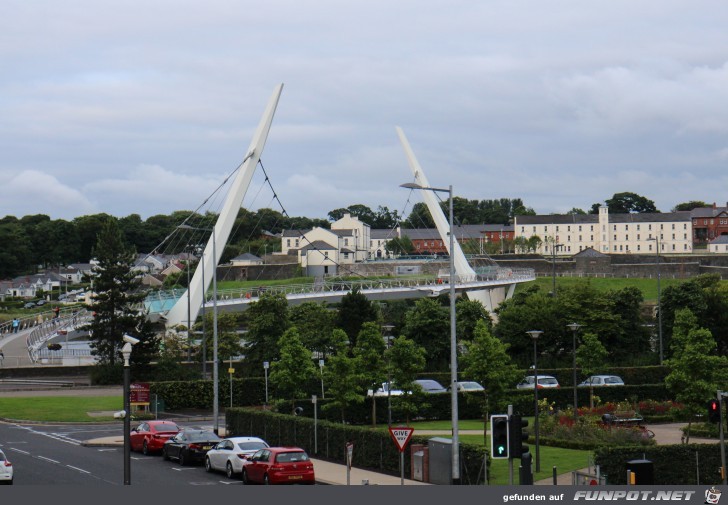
594,444,723,485
226,407,489,484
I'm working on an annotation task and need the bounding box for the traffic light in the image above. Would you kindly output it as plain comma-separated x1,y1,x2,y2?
509,414,530,459
490,414,509,459
708,399,721,423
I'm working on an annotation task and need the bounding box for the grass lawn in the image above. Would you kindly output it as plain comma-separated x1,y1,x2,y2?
520,276,688,302
0,396,122,422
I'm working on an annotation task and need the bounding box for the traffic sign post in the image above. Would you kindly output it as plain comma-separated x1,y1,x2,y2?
346,442,354,486
389,427,414,485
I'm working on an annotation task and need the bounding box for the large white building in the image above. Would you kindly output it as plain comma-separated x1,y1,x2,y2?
514,207,693,255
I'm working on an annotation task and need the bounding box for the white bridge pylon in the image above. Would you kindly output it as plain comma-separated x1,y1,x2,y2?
396,126,517,315
163,84,284,329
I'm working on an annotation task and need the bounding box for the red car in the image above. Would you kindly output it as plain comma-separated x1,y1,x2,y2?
130,421,181,455
241,447,315,485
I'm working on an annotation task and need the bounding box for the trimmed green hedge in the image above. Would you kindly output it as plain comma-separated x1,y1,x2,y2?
594,444,723,485
226,407,489,484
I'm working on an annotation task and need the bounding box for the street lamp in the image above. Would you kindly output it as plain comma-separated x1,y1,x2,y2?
382,324,395,428
121,334,140,485
318,359,325,399
263,361,269,407
178,223,220,434
400,181,459,484
551,240,563,297
526,330,543,473
566,323,581,419
648,236,663,364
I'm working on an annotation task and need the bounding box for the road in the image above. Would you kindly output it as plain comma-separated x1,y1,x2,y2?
0,421,242,486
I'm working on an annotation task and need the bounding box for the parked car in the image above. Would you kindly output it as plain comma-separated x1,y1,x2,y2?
241,447,315,485
35,299,46,306
23,302,36,309
161,429,221,465
413,379,447,394
450,381,485,392
370,382,405,397
130,420,181,455
0,449,13,485
516,375,560,389
205,436,269,479
578,375,625,387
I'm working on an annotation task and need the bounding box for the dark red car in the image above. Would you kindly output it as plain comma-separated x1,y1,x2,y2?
241,447,315,485
130,421,181,455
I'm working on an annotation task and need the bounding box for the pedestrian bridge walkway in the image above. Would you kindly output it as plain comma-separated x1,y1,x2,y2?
144,268,536,319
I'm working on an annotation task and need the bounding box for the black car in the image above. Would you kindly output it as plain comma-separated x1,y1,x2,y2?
162,429,221,466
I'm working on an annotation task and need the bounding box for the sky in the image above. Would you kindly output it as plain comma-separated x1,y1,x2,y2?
2,1,728,223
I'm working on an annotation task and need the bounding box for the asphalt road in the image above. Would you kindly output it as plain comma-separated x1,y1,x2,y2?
0,421,243,486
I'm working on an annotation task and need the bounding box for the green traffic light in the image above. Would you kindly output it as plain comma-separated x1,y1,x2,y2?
497,445,506,455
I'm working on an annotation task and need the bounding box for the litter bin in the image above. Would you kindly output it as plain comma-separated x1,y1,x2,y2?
626,459,653,485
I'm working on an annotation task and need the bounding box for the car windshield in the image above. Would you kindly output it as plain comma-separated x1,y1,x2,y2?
275,451,309,463
156,423,180,432
539,378,558,385
187,431,219,442
460,383,481,390
604,377,622,384
238,441,267,451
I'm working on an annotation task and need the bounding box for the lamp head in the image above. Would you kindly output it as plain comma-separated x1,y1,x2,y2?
123,334,140,345
525,330,543,341
567,323,581,332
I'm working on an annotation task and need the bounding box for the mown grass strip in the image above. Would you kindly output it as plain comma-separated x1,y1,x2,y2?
0,396,122,423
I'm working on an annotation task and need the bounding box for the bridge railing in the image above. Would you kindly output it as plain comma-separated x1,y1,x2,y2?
144,267,535,313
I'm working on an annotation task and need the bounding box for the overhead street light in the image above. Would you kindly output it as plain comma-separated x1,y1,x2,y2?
400,181,460,484
566,323,581,420
121,333,140,485
647,236,663,364
178,223,220,435
526,330,543,473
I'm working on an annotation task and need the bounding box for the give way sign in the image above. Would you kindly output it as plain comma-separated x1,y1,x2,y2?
388,427,415,453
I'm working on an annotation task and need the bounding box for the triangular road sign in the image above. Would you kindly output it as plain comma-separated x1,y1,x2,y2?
388,426,414,453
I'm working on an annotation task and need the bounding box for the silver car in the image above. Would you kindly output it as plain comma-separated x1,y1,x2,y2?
578,375,625,387
516,375,560,389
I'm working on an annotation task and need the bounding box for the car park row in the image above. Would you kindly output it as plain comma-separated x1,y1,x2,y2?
129,420,315,484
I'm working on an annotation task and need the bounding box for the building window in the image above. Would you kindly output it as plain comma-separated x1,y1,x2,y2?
625,225,629,230
637,234,640,240
295,239,299,247
286,239,291,247
556,226,559,232
579,225,582,231
637,245,641,251
704,220,708,225
613,225,617,231
590,225,594,232
579,235,582,241
344,253,349,260
672,244,676,251
649,224,652,230
521,226,525,233
672,224,675,230
533,226,536,233
344,238,349,245
324,252,329,258
625,235,628,241
567,226,571,232
613,234,617,241
637,224,640,231
672,234,675,240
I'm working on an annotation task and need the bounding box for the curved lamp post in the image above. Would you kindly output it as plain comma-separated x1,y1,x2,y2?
566,323,581,419
121,334,139,485
526,330,543,473
401,181,459,484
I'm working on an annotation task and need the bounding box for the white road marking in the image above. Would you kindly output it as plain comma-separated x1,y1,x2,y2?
190,482,217,485
9,448,30,455
171,468,197,472
97,449,116,452
66,465,91,474
38,456,60,464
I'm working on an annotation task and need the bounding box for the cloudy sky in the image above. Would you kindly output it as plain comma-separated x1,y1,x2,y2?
2,1,728,222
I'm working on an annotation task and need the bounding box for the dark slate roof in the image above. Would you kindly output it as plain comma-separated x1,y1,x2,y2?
691,206,728,219
516,212,691,225
332,229,355,237
402,224,514,241
231,253,262,262
340,248,355,253
710,235,728,245
371,229,397,239
299,240,336,252
573,247,607,258
282,229,311,237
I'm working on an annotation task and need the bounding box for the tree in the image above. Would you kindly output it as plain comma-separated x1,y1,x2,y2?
386,336,427,424
665,309,728,442
672,201,709,212
402,298,450,372
456,298,492,341
353,322,387,392
460,320,520,417
290,302,336,357
385,236,415,256
323,329,364,423
243,293,290,364
590,192,658,214
86,219,159,369
335,287,379,347
269,328,318,414
199,312,244,364
575,332,608,409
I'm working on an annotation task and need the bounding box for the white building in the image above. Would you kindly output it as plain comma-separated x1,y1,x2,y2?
514,207,693,255
708,235,728,253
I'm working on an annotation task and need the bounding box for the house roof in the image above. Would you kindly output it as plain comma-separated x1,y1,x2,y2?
371,229,397,239
231,253,262,262
300,240,336,252
516,212,691,225
282,229,310,237
710,235,728,245
573,247,607,258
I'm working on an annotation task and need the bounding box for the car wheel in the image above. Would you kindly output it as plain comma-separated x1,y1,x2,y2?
205,457,212,472
226,461,234,479
179,450,187,466
242,469,249,485
142,440,149,456
263,473,269,485
162,447,170,461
